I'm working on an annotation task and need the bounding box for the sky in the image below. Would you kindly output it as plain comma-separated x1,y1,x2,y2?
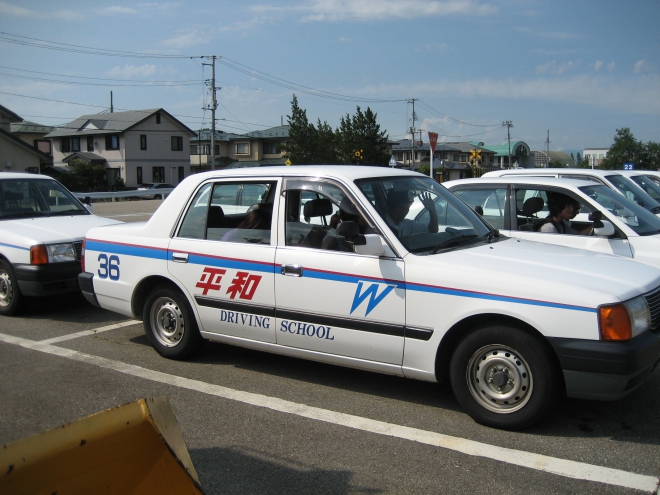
0,0,658,157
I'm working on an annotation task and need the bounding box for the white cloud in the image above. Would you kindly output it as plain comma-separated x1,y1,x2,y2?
106,64,158,78
254,0,497,22
0,1,36,16
633,60,649,73
536,60,581,75
594,60,603,71
97,6,139,15
161,29,212,48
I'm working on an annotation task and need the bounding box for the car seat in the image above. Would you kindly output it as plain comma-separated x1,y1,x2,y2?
518,197,545,231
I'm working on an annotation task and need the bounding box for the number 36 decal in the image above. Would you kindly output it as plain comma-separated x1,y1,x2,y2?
98,254,120,280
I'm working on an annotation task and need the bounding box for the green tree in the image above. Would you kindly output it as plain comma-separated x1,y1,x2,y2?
600,128,643,170
338,106,389,166
312,119,339,164
639,141,660,170
575,152,590,168
58,159,107,192
280,95,317,164
548,159,566,168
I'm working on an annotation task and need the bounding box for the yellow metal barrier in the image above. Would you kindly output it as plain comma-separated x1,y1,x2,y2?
0,397,204,495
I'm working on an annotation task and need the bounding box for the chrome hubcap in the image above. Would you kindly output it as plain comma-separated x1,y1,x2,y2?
0,270,13,308
466,344,533,414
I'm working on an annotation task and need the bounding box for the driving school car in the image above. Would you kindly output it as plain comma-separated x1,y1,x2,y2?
445,176,660,269
0,172,120,316
79,166,660,430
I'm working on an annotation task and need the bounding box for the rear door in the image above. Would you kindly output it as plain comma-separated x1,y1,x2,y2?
168,178,280,342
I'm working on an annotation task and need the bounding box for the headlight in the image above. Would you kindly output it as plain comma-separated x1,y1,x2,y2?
599,295,651,341
30,243,77,264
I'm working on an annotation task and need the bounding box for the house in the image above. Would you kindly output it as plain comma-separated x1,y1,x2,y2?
11,120,55,156
45,108,196,188
583,147,609,167
532,150,576,168
0,104,52,174
190,125,289,170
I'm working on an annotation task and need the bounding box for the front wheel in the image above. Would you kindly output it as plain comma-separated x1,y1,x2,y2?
0,260,23,316
143,285,203,359
449,325,561,430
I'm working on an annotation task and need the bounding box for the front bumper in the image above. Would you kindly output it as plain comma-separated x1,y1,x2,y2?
548,332,660,400
14,262,81,297
78,272,100,308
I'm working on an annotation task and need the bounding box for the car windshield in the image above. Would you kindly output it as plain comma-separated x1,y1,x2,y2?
604,174,660,214
628,174,660,202
0,178,87,219
579,184,660,236
355,176,499,254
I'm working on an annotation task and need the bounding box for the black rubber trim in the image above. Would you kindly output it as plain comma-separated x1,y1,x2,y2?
405,326,434,341
195,296,276,317
548,331,660,375
78,272,100,308
14,262,81,282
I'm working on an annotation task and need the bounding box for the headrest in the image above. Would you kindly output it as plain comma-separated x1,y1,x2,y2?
303,198,333,218
247,202,273,213
522,197,544,216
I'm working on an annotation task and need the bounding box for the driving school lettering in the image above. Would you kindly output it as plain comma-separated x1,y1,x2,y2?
279,320,335,340
195,268,262,300
220,310,270,329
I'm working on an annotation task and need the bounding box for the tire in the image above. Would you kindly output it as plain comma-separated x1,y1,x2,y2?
142,285,203,360
0,260,23,316
449,325,561,430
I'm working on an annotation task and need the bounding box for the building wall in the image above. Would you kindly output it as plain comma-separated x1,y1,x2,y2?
0,134,42,172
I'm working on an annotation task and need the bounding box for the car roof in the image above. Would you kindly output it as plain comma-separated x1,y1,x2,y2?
191,165,424,183
483,168,628,178
0,172,53,180
445,176,604,189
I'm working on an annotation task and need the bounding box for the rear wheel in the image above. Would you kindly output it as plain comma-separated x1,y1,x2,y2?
449,325,561,430
143,285,203,359
0,260,23,316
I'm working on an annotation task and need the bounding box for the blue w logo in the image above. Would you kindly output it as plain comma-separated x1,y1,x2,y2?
350,281,395,316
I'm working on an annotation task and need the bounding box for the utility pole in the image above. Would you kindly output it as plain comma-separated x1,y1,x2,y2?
545,129,550,167
408,98,418,169
502,121,513,168
202,56,220,170
110,91,113,113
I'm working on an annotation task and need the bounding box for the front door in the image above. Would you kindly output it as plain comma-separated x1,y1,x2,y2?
274,178,405,365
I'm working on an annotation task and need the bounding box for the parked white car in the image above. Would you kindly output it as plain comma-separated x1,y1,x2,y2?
482,168,660,215
0,172,121,316
79,166,660,430
446,176,660,268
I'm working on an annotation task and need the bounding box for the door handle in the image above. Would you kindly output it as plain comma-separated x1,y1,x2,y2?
172,252,189,263
281,264,303,277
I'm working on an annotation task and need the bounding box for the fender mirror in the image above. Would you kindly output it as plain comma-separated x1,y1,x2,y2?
593,220,615,237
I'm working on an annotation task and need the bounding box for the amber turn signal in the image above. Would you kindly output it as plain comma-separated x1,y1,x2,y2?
30,245,49,265
599,304,632,341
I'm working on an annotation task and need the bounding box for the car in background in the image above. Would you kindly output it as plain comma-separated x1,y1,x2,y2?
614,170,660,202
79,166,660,430
482,168,660,216
0,172,121,316
137,183,175,200
446,176,660,268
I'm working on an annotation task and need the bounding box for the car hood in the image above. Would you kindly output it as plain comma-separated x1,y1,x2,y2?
1,214,121,245
407,237,660,307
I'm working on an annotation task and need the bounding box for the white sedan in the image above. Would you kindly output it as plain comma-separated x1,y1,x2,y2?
79,166,660,430
0,172,120,316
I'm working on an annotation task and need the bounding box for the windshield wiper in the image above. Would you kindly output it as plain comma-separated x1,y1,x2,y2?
651,206,660,214
431,234,479,254
0,211,40,219
46,210,87,216
485,229,501,243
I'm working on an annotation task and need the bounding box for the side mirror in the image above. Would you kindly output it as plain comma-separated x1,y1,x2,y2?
593,220,615,237
83,196,93,213
474,205,484,216
337,221,359,238
588,210,604,228
354,234,386,256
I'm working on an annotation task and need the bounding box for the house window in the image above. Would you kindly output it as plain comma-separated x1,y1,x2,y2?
35,140,51,154
105,135,119,150
152,167,165,183
235,142,249,155
137,167,143,185
190,145,198,155
453,153,459,162
25,167,39,174
71,137,80,152
459,154,467,162
171,136,183,151
156,113,161,124
263,142,278,154
87,136,94,152
215,144,219,155
140,135,147,150
61,138,70,153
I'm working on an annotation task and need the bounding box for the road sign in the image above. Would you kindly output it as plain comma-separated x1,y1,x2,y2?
623,162,635,170
428,132,438,153
389,155,397,167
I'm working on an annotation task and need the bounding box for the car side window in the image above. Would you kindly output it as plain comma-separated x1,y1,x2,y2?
177,181,274,244
453,188,506,230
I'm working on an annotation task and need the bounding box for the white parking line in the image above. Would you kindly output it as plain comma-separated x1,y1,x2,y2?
0,331,658,493
39,320,141,345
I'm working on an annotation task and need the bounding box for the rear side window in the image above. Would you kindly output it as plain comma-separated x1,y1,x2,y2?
453,188,507,229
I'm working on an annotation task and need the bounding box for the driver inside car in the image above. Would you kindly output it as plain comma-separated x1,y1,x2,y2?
385,188,439,237
539,193,593,235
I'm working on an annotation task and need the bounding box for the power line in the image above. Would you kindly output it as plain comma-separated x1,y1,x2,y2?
0,65,203,84
417,100,501,128
0,72,201,87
